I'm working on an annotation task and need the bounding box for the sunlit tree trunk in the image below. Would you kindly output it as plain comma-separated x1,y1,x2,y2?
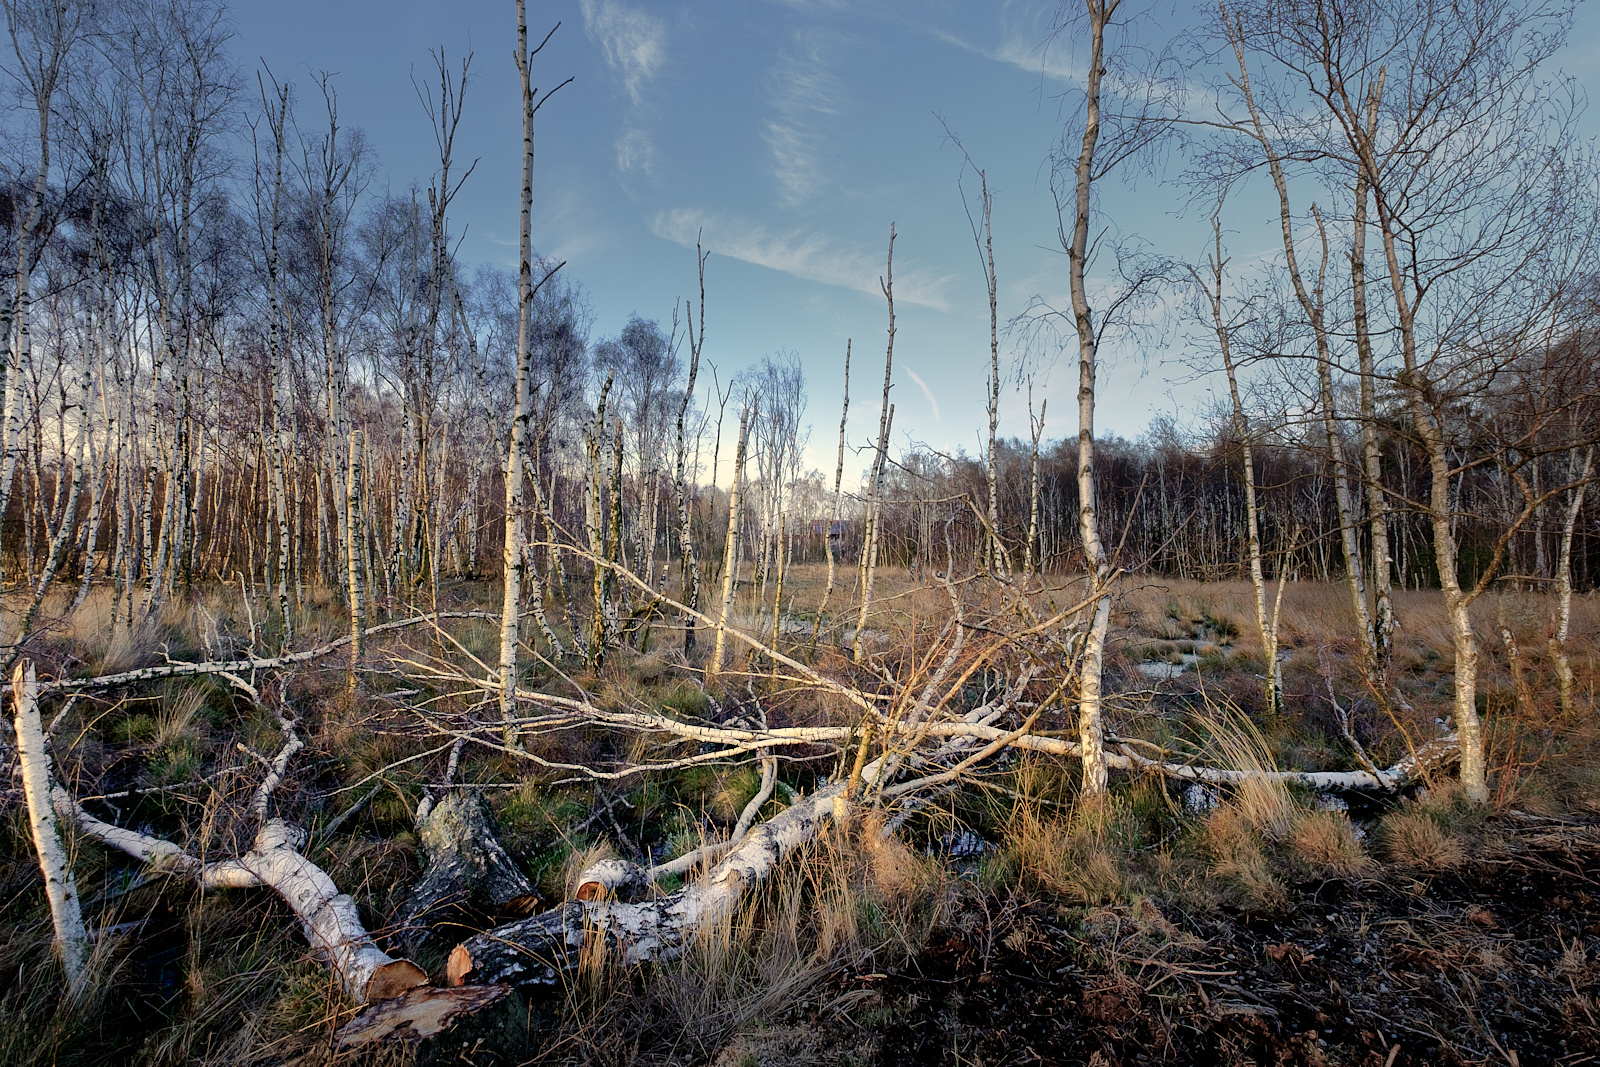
710,403,751,682
1065,1,1116,797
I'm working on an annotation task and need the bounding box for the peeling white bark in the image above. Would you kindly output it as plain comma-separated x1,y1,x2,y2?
55,794,424,1004
448,757,887,988
13,662,88,986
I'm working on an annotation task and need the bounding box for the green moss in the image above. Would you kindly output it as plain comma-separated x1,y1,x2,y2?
660,682,712,718
112,713,157,744
144,738,202,786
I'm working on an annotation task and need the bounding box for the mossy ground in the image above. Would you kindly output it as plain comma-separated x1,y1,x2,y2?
1,569,1594,1064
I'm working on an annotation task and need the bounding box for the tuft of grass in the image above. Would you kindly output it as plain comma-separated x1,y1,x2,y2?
1005,801,1136,905
1201,805,1287,910
1287,811,1370,878
1194,703,1295,839
1378,809,1465,870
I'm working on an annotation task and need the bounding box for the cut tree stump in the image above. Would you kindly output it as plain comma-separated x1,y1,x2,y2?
334,983,512,1047
447,762,869,988
398,792,537,953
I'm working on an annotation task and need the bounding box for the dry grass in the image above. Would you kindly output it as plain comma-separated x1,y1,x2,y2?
1005,798,1137,906
1287,810,1370,877
1200,805,1288,910
1378,809,1466,870
1193,703,1295,838
4,569,1598,1063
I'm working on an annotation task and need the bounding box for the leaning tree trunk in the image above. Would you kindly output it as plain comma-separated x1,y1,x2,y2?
12,661,88,988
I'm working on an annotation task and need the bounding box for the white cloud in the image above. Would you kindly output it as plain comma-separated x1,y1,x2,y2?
993,34,1082,84
903,366,942,421
580,0,666,106
764,28,846,207
651,208,955,311
614,125,656,176
762,0,848,11
931,11,1083,84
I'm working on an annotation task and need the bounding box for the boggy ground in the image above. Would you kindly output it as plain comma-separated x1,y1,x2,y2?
407,782,1600,1067
856,815,1600,1066
3,572,1597,1065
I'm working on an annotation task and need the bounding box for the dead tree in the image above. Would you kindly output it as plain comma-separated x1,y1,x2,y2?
52,681,427,1004
854,226,897,664
12,661,87,987
709,401,752,680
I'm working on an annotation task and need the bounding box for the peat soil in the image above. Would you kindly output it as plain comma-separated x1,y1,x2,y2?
836,815,1600,1066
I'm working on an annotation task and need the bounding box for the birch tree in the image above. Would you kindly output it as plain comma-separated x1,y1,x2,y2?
1227,0,1600,801
499,2,567,743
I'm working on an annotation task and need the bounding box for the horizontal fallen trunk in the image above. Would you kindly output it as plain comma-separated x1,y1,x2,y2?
574,856,650,902
57,792,425,1003
479,690,1458,794
447,758,883,988
28,611,513,695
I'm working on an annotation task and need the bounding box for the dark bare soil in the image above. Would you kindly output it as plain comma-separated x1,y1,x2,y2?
844,816,1600,1066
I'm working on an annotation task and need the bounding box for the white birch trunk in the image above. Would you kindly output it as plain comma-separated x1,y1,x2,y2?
12,661,88,987
710,404,751,680
346,430,365,685
854,227,896,665
1066,3,1114,797
500,0,540,746
1550,446,1591,719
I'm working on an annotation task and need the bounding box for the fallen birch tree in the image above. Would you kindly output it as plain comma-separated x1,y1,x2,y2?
48,683,428,1005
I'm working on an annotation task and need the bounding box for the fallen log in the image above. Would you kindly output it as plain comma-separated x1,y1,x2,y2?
398,792,539,952
56,793,426,1003
27,610,512,695
13,661,88,987
446,759,880,988
334,984,512,1048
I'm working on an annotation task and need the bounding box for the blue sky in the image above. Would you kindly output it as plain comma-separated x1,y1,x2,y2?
231,0,1600,476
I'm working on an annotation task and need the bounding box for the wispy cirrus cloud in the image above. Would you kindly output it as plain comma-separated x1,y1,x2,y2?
763,27,846,207
581,0,667,176
651,208,955,312
903,366,942,421
613,125,656,177
580,0,666,105
931,10,1083,85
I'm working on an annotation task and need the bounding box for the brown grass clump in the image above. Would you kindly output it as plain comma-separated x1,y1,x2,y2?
1378,810,1465,870
1006,802,1132,905
1287,811,1370,878
1201,805,1287,910
1193,703,1295,839
860,821,937,902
